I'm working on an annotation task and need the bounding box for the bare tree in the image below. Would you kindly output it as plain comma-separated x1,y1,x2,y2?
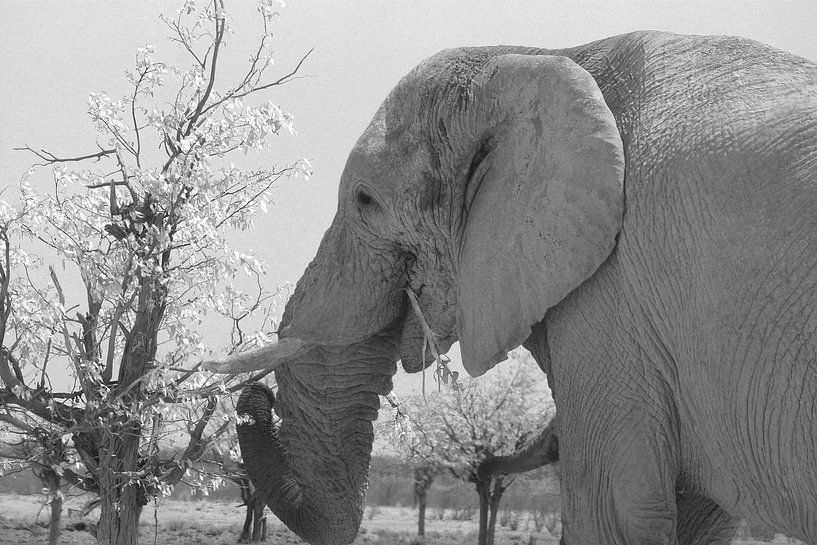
412,465,437,538
384,352,552,545
0,2,311,543
0,411,79,545
205,439,269,542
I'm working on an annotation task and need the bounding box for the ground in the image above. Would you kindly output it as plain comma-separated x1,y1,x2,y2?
0,493,802,544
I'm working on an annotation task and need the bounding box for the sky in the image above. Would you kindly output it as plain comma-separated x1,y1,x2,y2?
2,1,816,396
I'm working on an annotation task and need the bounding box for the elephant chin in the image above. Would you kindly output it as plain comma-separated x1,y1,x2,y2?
399,311,456,373
237,335,398,545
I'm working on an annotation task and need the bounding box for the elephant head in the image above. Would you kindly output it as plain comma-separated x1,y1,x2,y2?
207,47,624,545
283,50,624,374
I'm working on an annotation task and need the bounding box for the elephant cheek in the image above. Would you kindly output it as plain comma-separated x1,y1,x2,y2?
399,312,455,372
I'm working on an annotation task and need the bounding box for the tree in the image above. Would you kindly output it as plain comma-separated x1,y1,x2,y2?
412,464,437,538
205,436,268,543
383,351,553,545
0,1,310,543
0,409,80,545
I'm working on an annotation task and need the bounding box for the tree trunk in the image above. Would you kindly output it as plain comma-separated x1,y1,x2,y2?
92,277,163,544
414,466,434,538
251,498,266,542
239,486,267,543
418,493,427,537
95,426,146,545
253,513,267,542
97,491,142,545
486,478,507,545
239,481,253,543
487,500,499,545
241,510,253,543
47,483,63,545
49,492,63,545
476,480,490,545
35,458,64,545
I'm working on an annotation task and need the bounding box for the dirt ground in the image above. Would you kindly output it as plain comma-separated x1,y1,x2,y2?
0,492,801,544
0,493,556,545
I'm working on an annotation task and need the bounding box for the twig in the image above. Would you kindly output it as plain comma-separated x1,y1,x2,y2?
244,47,314,94
49,266,91,397
197,48,315,120
39,339,52,389
130,66,147,168
183,0,225,138
113,148,139,203
405,287,461,391
14,146,115,167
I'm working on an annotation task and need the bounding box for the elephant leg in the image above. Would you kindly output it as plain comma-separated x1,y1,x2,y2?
251,497,265,542
240,506,252,543
558,407,680,544
238,480,253,542
676,490,738,545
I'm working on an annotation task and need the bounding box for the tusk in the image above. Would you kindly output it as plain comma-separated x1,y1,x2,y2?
201,337,308,374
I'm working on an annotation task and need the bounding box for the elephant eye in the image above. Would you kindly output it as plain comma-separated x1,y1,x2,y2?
355,189,378,210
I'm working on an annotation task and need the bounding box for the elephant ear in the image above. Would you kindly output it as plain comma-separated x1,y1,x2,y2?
456,54,625,376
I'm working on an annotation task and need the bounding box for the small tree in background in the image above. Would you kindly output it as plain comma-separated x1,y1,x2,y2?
0,408,80,545
0,1,310,544
384,351,553,545
412,464,437,538
204,437,268,543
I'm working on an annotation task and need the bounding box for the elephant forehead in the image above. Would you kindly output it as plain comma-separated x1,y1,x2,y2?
345,136,431,195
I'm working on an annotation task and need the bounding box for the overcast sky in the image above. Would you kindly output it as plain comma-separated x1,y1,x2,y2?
2,1,816,395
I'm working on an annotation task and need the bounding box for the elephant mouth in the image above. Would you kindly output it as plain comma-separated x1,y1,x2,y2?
399,315,456,372
398,286,457,373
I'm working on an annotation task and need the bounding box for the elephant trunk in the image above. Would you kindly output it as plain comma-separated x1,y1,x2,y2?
237,335,398,545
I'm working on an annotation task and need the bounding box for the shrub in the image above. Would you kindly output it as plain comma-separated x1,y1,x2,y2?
500,508,520,530
366,505,382,520
450,504,475,521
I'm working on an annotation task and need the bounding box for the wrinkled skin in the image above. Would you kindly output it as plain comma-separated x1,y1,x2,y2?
229,31,817,545
235,336,397,545
479,417,559,479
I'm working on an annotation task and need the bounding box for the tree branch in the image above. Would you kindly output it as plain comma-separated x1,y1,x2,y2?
183,0,225,138
243,47,314,94
198,47,314,121
49,266,93,398
0,390,83,427
14,146,115,167
0,228,11,349
0,411,35,432
0,347,23,390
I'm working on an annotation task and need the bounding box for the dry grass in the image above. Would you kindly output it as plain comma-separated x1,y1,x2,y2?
0,493,802,544
0,494,557,545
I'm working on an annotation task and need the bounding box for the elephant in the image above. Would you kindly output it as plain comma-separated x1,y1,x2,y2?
205,30,817,545
234,384,274,543
480,416,738,544
479,418,559,478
